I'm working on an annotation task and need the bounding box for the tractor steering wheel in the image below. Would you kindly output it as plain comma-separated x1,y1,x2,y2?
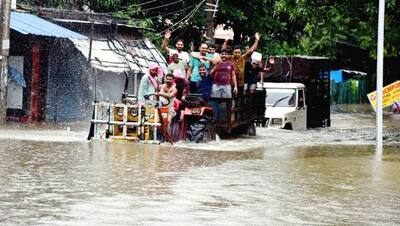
144,93,170,107
182,94,204,107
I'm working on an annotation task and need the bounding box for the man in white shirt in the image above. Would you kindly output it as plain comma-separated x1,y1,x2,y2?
162,30,190,64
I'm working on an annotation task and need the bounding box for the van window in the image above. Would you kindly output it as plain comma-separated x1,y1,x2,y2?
265,88,296,107
298,89,305,108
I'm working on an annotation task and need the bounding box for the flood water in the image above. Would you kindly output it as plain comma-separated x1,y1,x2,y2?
0,113,399,225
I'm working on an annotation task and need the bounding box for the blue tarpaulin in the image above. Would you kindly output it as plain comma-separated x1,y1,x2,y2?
330,70,343,83
10,12,87,39
8,67,26,87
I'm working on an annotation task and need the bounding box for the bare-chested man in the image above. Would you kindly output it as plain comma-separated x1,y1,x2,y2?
159,73,178,123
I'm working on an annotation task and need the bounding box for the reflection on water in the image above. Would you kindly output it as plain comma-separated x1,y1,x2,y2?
0,140,399,225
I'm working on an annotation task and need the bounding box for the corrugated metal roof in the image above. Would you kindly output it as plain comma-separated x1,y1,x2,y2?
10,12,87,40
72,38,167,73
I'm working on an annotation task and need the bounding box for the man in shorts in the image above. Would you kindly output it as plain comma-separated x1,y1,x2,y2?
159,73,178,123
210,48,238,98
244,60,263,94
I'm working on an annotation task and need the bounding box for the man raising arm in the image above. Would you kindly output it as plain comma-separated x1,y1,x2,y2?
162,30,190,64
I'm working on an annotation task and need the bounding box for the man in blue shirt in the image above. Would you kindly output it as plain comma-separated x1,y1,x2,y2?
196,64,213,102
186,43,212,93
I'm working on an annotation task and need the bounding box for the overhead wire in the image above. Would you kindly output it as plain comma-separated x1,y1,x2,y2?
111,1,203,40
149,0,205,40
106,0,206,69
131,5,196,20
118,0,175,9
133,0,158,7
141,0,184,12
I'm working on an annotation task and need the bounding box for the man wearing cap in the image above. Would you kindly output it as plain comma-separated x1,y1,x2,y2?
162,30,190,64
138,64,163,103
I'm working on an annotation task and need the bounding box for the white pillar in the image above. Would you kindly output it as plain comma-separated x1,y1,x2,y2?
375,0,385,160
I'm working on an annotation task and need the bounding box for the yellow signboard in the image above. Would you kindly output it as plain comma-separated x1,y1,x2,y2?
367,80,400,111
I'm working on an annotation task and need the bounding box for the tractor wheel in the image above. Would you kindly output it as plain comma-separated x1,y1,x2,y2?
202,121,216,143
186,116,216,143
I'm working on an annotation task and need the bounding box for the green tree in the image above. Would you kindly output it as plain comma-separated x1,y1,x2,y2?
22,0,400,58
215,0,399,58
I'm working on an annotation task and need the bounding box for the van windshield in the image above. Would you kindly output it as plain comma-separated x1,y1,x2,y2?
266,88,296,107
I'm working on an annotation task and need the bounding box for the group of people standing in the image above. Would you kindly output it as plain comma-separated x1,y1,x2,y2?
138,30,265,122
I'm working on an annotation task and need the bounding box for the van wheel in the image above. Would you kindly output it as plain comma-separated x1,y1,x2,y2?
284,123,293,130
323,119,331,127
262,118,268,127
245,123,256,136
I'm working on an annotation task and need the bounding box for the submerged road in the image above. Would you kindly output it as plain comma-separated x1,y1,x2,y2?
0,113,399,148
0,113,399,225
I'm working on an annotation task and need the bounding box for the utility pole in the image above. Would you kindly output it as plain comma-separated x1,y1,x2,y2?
375,0,385,160
205,0,218,41
0,0,12,123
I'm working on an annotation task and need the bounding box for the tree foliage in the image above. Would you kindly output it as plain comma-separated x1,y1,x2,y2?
216,0,400,58
22,0,400,58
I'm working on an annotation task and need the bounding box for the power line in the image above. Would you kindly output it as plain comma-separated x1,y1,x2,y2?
130,0,205,42
132,5,195,20
162,0,204,32
141,0,183,12
133,0,158,7
150,0,205,39
117,0,159,9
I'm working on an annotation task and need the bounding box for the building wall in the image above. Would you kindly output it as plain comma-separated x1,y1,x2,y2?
94,70,124,102
94,70,144,103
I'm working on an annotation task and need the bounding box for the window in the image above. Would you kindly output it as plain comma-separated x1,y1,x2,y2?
265,88,296,107
298,89,305,108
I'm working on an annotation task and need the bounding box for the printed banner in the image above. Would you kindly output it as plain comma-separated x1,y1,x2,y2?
367,80,400,111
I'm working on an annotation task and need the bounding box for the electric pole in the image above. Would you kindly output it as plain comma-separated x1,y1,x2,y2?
0,0,11,123
205,0,218,41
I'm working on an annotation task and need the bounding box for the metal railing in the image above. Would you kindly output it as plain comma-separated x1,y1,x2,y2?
91,102,161,144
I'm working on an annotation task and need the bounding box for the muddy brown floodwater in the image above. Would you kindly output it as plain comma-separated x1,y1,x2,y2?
0,113,399,225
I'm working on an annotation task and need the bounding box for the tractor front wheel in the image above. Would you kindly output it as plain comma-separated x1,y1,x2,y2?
186,116,216,143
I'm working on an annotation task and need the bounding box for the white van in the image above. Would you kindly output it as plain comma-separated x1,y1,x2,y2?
258,82,307,130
